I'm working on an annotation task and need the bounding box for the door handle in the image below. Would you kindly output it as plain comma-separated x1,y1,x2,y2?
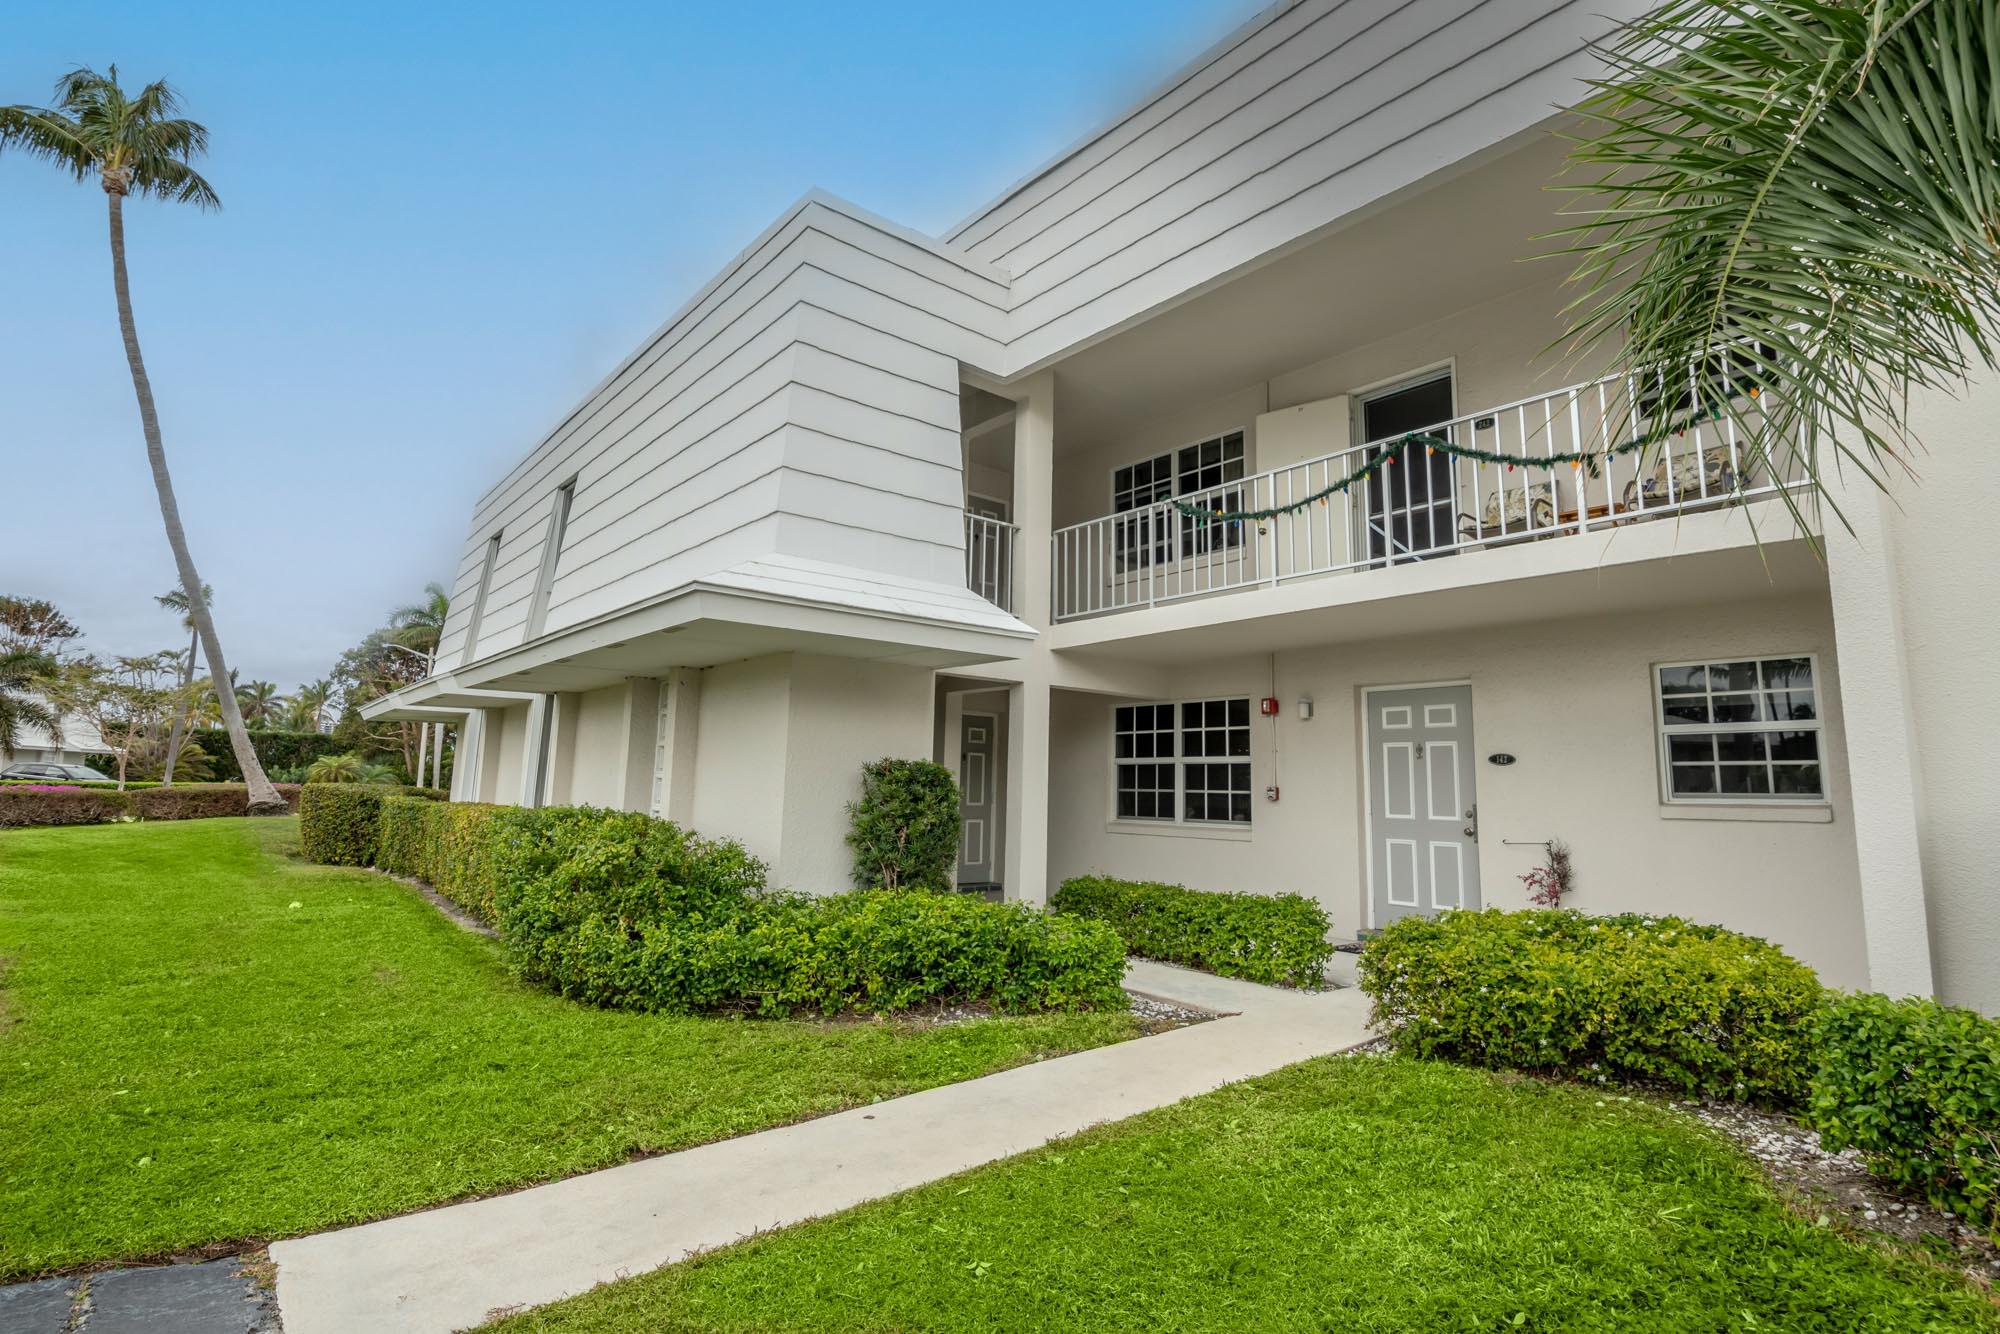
1462,804,1478,840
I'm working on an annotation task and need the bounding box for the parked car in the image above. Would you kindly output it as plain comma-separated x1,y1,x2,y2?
1,762,114,783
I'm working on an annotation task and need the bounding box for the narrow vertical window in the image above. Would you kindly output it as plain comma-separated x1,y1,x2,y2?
462,531,502,664
525,480,575,639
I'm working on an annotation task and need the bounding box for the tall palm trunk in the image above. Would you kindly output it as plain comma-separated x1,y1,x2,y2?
105,181,285,814
160,620,197,786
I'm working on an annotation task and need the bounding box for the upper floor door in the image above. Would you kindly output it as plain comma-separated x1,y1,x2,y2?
1362,373,1457,564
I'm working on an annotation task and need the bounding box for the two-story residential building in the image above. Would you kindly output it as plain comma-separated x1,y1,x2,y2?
366,0,1998,1014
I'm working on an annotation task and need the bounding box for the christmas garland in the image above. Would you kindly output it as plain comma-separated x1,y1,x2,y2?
1170,389,1759,524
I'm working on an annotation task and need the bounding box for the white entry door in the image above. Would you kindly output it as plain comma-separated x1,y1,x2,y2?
1368,684,1480,926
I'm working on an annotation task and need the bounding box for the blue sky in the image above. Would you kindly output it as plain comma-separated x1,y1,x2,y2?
1,0,1257,691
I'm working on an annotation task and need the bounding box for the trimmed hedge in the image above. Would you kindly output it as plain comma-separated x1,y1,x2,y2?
311,798,1128,1018
299,785,443,866
1051,876,1335,988
1810,994,2000,1239
0,787,133,828
1359,909,1823,1104
0,782,302,828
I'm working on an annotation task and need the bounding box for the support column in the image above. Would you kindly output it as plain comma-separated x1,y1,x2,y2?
654,667,702,823
1003,679,1051,905
544,692,580,807
451,712,483,802
1824,483,1935,998
522,693,554,808
1011,371,1055,629
616,677,662,814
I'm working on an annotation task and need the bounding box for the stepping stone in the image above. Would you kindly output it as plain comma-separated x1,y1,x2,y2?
0,1276,77,1334
85,1259,277,1334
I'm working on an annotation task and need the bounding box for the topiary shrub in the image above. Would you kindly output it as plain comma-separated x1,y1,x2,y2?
1359,909,1823,1104
846,757,959,891
1051,875,1334,989
300,784,391,865
1810,994,2000,1239
0,786,132,827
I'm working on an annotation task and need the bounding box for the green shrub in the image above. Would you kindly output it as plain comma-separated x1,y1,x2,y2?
1810,994,2000,1238
1051,875,1334,988
846,757,959,891
1359,909,1823,1104
299,785,390,865
0,786,132,827
128,783,302,821
357,798,1125,1017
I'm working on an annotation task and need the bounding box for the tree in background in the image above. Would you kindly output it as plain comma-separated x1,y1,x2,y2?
0,67,284,814
0,597,83,660
45,653,193,789
154,581,212,786
1554,0,2000,523
281,678,333,734
388,582,449,660
235,679,282,729
0,649,60,761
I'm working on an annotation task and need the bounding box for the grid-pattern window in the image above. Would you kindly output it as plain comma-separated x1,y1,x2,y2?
1112,454,1173,569
1114,698,1253,825
1177,432,1246,556
1656,656,1823,800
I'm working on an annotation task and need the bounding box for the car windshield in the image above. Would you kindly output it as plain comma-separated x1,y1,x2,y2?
60,766,111,781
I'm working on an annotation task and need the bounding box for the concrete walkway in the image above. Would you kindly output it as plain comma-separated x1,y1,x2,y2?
271,962,1373,1333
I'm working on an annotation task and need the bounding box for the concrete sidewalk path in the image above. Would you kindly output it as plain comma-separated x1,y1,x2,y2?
271,962,1372,1333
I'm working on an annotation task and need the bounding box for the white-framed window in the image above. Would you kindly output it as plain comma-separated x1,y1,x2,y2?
1114,696,1252,824
1109,432,1247,567
461,530,503,664
1655,655,1824,801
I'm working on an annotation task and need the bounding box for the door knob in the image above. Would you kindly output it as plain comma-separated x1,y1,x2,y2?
1462,804,1478,840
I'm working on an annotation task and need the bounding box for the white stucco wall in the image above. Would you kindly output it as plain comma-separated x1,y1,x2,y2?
487,703,529,805
564,684,633,809
1884,379,2000,1012
1047,591,1871,989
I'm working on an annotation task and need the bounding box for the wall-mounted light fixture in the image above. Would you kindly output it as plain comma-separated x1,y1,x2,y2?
1297,696,1314,721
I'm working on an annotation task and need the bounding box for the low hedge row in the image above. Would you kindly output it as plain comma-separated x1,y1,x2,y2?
1359,909,1824,1104
0,783,302,828
1810,993,2000,1239
1051,875,1334,988
303,795,1128,1017
296,785,448,866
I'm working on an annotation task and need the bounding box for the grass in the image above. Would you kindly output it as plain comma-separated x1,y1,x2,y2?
0,817,1136,1279
494,1056,2000,1333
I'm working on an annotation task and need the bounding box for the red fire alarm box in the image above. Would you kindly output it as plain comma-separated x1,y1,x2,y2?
1259,696,1280,716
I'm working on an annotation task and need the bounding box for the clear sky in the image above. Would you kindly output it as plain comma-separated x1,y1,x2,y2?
1,0,1258,690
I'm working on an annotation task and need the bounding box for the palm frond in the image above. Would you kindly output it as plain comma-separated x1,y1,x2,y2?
1551,0,2000,521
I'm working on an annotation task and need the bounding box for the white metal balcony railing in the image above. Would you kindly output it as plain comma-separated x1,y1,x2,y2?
964,509,1017,613
1050,366,1807,622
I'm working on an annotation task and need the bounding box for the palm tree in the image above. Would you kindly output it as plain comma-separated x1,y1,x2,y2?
388,581,450,661
0,68,285,813
281,678,333,733
236,679,282,728
1552,0,2000,524
0,650,59,761
154,580,211,786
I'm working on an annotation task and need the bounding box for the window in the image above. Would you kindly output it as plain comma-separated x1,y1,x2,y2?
524,480,575,639
1114,697,1252,824
461,531,502,664
1656,656,1823,801
1109,432,1247,568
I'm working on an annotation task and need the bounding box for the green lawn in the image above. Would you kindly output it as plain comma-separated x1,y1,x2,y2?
496,1057,2000,1333
0,817,1135,1279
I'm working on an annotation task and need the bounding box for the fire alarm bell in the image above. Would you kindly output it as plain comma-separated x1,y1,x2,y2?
1264,784,1280,802
1259,697,1279,716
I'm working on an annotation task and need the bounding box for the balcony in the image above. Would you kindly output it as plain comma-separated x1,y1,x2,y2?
965,509,1017,613
1051,368,1806,622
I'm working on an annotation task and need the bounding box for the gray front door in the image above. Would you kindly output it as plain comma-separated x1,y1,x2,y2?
1368,684,1480,926
957,712,998,886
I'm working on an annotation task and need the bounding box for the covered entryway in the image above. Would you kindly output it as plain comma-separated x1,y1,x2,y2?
938,683,1009,899
1366,683,1481,926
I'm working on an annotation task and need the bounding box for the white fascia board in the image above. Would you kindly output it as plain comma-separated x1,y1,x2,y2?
358,675,543,722
452,561,1036,695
